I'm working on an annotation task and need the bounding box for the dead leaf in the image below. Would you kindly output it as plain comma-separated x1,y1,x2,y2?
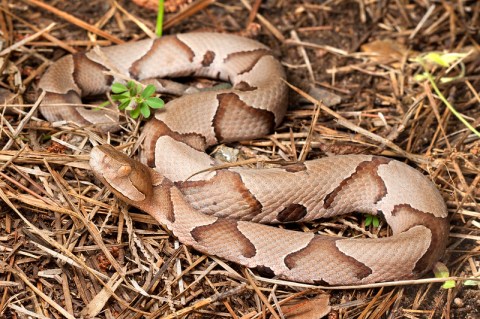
275,294,331,319
130,0,193,12
307,85,342,107
361,39,411,67
0,88,16,105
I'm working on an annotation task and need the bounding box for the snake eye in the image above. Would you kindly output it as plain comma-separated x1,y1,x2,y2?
117,165,132,177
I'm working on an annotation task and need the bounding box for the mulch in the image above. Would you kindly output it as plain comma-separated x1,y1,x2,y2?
0,0,479,318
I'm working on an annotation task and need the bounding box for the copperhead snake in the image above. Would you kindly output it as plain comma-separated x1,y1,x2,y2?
38,32,449,285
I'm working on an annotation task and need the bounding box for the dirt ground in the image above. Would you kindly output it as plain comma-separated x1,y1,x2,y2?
0,0,479,318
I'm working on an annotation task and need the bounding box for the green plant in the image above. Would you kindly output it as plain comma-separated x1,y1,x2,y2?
433,262,455,289
101,1,165,119
156,0,164,37
411,51,480,138
102,81,164,119
364,214,380,228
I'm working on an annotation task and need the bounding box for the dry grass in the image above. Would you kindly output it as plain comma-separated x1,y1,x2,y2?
0,0,479,318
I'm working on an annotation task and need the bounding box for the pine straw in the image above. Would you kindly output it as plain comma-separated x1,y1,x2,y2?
0,0,479,318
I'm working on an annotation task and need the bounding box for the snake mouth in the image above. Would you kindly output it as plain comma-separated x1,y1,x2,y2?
89,146,106,174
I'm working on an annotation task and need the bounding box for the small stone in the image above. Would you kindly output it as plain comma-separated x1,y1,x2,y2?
307,85,342,107
453,298,464,307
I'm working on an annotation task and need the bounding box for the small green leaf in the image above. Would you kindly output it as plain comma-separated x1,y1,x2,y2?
436,52,468,66
422,52,468,68
127,81,138,96
111,82,128,93
365,214,380,228
439,76,457,84
97,100,111,108
118,100,130,110
146,97,165,109
95,103,108,111
440,62,466,84
442,281,456,289
433,262,455,289
365,215,372,227
372,216,380,228
130,107,142,119
127,81,135,90
141,84,156,98
414,73,429,82
424,52,450,67
140,103,151,118
111,93,131,101
136,84,143,96
129,87,137,96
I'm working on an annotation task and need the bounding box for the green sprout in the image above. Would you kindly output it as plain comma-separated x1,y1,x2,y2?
101,81,164,119
411,51,480,138
433,262,455,289
364,214,380,228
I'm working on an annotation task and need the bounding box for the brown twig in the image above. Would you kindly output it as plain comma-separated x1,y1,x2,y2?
21,0,124,44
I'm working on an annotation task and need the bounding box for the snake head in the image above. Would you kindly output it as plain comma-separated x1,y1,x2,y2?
90,144,154,205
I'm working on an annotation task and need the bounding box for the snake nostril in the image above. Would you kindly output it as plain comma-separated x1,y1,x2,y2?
117,165,132,177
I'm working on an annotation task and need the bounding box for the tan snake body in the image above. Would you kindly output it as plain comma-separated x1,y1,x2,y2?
38,32,449,285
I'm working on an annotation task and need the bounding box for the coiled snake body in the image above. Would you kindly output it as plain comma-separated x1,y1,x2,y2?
39,33,449,285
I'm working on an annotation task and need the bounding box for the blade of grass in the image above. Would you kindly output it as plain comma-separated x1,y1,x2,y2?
426,73,480,138
156,0,164,37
